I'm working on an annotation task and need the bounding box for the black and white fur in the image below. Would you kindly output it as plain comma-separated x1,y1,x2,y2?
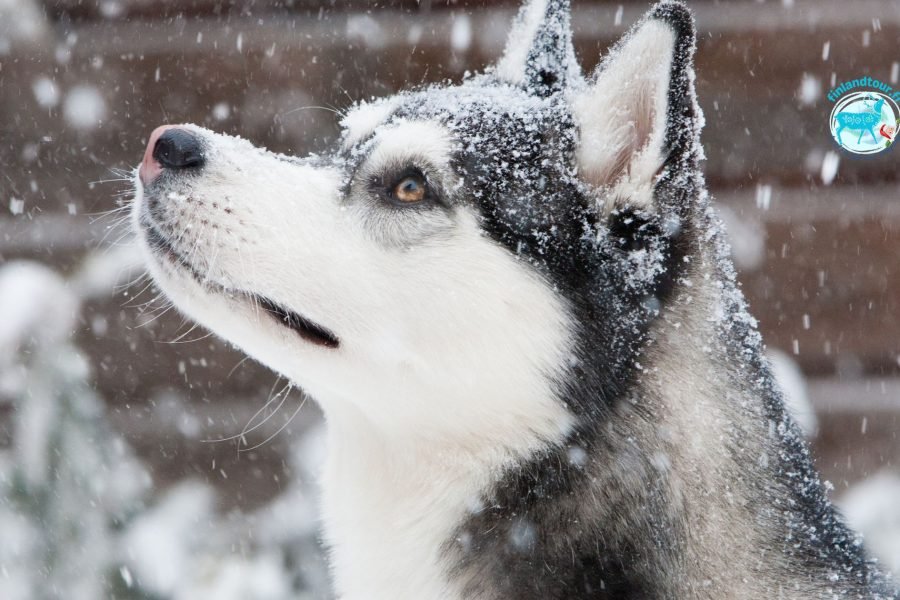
131,1,897,598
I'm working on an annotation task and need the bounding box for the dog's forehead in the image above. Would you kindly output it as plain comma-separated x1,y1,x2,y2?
396,81,567,139
342,79,573,157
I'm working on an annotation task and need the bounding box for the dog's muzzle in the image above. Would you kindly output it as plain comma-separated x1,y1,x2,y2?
139,125,205,185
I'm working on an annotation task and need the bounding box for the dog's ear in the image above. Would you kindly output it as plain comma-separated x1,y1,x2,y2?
572,2,699,214
495,0,580,97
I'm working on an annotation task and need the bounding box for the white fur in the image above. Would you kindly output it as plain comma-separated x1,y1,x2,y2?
341,98,398,149
133,122,574,599
571,21,675,211
366,120,454,172
495,0,549,85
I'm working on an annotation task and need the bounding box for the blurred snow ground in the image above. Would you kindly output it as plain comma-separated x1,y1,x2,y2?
0,257,330,599
839,471,900,576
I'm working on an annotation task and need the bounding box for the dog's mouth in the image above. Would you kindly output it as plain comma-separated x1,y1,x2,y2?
140,213,205,280
139,213,340,350
255,295,340,349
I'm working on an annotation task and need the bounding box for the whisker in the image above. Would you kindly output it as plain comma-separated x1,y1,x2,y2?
278,105,343,119
226,356,251,379
88,176,134,185
141,301,177,327
165,321,202,343
123,279,159,308
239,387,307,453
203,380,290,444
116,271,149,294
163,329,215,344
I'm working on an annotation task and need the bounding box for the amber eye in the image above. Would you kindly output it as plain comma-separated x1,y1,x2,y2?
393,175,427,203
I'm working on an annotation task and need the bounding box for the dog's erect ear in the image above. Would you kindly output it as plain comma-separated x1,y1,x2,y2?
572,2,699,213
495,0,580,96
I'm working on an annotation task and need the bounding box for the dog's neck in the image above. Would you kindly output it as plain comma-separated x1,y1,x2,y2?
317,390,572,600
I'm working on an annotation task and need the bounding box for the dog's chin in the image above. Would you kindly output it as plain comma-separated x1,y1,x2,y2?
135,207,341,351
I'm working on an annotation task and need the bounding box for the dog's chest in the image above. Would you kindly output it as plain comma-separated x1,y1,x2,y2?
319,430,486,600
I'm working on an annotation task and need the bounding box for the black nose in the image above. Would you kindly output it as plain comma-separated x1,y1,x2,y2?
153,128,205,170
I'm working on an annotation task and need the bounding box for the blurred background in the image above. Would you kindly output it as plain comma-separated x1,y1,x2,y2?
1,0,899,598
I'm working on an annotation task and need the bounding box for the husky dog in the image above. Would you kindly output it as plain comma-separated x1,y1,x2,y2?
131,0,896,598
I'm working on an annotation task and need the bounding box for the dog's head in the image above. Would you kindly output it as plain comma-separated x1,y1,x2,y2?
133,0,701,439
